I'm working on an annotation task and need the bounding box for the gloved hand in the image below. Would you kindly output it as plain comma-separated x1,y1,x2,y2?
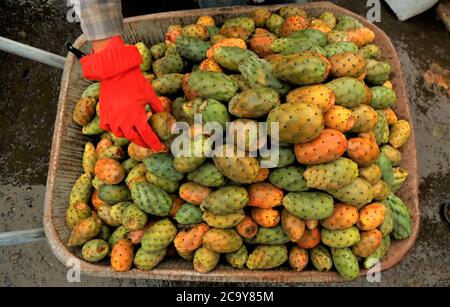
80,36,164,151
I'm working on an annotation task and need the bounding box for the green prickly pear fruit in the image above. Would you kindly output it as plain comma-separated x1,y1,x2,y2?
228,74,251,92
287,28,328,47
149,112,176,141
334,15,362,31
304,157,359,190
151,73,184,96
143,153,183,181
269,166,308,192
183,98,230,127
273,53,331,85
260,147,295,168
202,228,242,253
135,42,152,71
320,11,336,28
131,182,172,216
228,119,265,152
326,178,374,209
141,218,177,252
326,77,367,108
82,82,100,100
245,225,289,245
98,204,122,227
370,86,397,109
174,203,203,225
266,14,284,35
267,102,324,144
376,153,395,187
289,246,309,272
350,104,379,133
94,158,125,185
352,229,382,257
374,110,390,145
202,210,246,228
246,244,288,270
108,225,128,248
378,201,394,236
98,184,131,205
70,173,92,206
109,202,131,225
134,248,166,271
222,16,255,33
238,57,290,95
68,213,103,246
122,205,148,232
125,163,147,189
391,167,408,193
182,24,209,40
152,53,186,78
187,162,225,187
358,44,381,60
380,145,402,166
283,192,334,220
213,144,260,184
66,201,92,229
182,71,238,101
229,87,280,118
389,120,411,149
73,97,96,126
330,52,367,78
174,223,209,253
364,235,390,269
372,180,391,201
252,8,271,27
331,247,360,280
150,42,167,59
176,36,210,63
98,145,124,160
382,193,411,240
310,245,333,272
225,245,248,269
121,159,141,178
145,171,180,193
82,239,109,262
270,38,314,56
281,209,306,242
365,59,391,85
97,225,111,241
323,42,358,58
213,46,257,71
321,203,359,230
200,185,249,215
193,247,220,273
82,142,97,175
321,226,361,248
178,250,195,261
359,164,382,185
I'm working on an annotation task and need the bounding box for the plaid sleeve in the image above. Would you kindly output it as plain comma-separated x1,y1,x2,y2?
71,0,124,41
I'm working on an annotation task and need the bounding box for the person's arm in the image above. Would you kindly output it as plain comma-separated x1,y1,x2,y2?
71,0,123,52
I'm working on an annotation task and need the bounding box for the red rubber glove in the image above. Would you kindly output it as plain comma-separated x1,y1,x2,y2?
80,36,163,151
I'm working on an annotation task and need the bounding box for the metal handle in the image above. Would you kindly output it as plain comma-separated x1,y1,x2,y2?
0,36,66,69
0,228,46,247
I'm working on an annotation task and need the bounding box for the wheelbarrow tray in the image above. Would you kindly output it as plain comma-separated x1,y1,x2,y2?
43,2,420,282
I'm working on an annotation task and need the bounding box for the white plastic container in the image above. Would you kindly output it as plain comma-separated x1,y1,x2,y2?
385,0,439,21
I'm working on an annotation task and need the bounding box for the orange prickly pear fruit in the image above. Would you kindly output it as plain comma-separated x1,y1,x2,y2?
249,28,277,58
330,52,367,79
206,38,247,59
357,202,386,230
320,203,359,230
127,142,154,161
351,104,379,133
157,96,172,113
286,84,335,113
235,216,258,239
111,239,134,272
94,158,125,185
382,107,398,125
173,223,209,253
169,197,185,218
197,15,215,28
310,18,332,33
279,16,309,37
347,27,375,47
199,58,223,72
297,227,321,249
68,213,102,246
253,168,270,183
294,129,347,165
91,189,105,211
346,137,380,166
352,229,383,257
248,183,284,208
281,209,306,242
251,208,280,228
179,182,212,205
305,220,319,230
96,138,113,156
252,8,271,27
165,24,182,44
324,105,355,133
289,246,309,272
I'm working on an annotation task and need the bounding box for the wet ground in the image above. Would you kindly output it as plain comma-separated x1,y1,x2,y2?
0,0,449,286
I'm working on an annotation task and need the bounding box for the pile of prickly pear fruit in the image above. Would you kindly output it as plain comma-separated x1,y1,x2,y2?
68,5,413,280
